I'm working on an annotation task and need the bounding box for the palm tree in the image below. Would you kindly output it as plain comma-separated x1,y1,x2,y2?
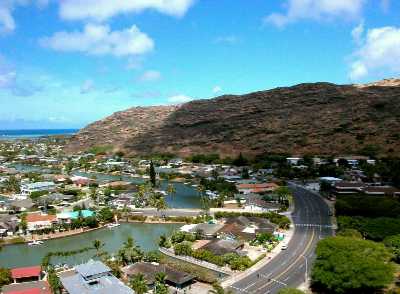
155,272,166,284
93,239,104,257
130,274,148,294
154,272,168,294
167,183,176,202
124,237,135,248
122,204,130,222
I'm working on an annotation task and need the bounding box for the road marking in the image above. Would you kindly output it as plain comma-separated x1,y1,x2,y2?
270,278,288,286
254,228,316,293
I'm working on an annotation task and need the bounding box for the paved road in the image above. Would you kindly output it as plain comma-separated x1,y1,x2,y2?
229,183,333,294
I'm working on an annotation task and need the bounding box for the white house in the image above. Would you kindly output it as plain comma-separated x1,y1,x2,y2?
21,182,56,195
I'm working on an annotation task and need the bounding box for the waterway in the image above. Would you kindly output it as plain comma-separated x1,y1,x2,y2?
0,223,180,268
11,164,201,208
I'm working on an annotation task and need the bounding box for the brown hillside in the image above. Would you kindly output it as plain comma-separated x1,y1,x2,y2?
65,80,400,157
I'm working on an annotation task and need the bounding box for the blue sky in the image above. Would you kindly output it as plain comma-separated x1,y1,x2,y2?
0,0,399,129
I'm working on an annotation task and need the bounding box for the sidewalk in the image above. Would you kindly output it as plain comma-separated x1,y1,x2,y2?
221,224,295,288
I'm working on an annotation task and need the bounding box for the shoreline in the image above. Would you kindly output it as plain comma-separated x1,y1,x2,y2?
1,220,184,247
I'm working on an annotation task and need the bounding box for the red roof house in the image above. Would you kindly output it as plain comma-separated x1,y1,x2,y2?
11,266,42,282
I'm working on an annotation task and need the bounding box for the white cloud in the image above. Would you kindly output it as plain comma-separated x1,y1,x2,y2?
40,23,154,57
212,86,222,94
80,79,94,94
168,94,192,104
138,70,161,82
0,3,15,34
59,0,195,21
0,0,50,34
349,26,400,80
0,69,16,88
264,0,365,28
0,56,16,88
351,21,364,45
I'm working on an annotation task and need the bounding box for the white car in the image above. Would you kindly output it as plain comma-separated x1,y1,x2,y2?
281,244,288,250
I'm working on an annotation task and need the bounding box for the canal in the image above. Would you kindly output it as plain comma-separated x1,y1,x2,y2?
11,164,202,208
0,223,180,268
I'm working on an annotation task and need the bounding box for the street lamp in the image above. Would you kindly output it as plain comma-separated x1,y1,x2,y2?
300,255,308,283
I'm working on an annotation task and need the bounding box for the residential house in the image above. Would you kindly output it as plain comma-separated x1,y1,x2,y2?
59,260,134,294
180,223,225,239
219,216,277,240
26,213,57,232
2,281,51,294
199,239,244,255
10,266,42,283
10,198,34,212
286,157,301,165
0,214,18,236
57,210,94,224
21,182,56,195
242,193,280,212
363,186,400,197
237,183,279,194
71,176,91,187
122,262,195,290
333,182,366,195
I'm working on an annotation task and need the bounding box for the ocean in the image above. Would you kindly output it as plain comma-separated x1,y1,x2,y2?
0,129,79,140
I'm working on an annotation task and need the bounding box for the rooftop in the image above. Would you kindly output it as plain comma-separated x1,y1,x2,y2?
2,281,51,294
60,261,133,294
11,266,41,279
75,260,111,279
26,213,57,223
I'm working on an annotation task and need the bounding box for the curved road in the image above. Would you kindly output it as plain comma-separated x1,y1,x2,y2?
229,183,333,294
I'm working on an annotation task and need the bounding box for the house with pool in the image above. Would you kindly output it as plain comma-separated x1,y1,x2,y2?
57,210,95,224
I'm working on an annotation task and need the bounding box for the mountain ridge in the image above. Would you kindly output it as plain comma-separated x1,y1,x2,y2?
65,79,400,157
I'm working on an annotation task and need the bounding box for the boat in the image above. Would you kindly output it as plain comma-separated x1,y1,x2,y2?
107,215,121,229
28,240,43,246
106,223,121,229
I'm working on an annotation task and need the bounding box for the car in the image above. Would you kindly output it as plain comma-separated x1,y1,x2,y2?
281,244,288,250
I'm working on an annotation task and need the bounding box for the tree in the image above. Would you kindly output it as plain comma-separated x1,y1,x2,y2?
167,184,176,202
312,237,395,294
149,160,156,187
241,168,250,179
337,158,350,168
232,153,248,167
47,267,62,293
159,234,171,248
130,274,148,294
19,213,27,234
4,175,20,193
93,239,104,256
174,242,193,256
337,229,362,239
384,234,400,263
90,187,98,203
122,204,130,222
0,268,11,288
209,283,232,294
97,207,114,223
117,237,144,265
277,289,305,294
149,192,168,212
